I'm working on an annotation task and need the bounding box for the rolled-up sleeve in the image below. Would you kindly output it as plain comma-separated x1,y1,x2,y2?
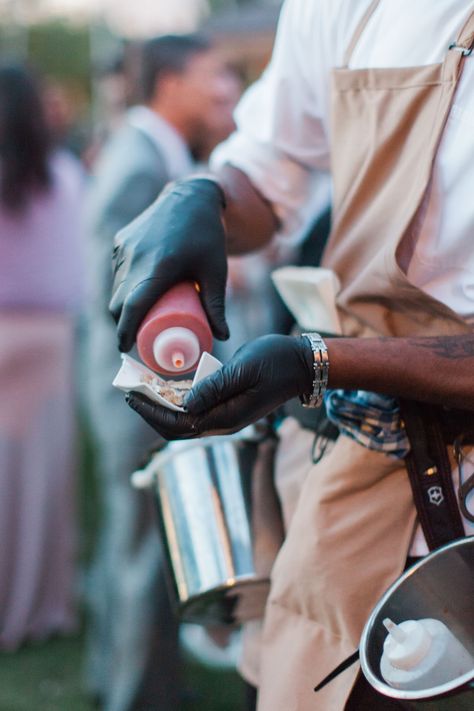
210,0,331,240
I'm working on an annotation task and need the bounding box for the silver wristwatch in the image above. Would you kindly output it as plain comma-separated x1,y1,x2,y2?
300,332,329,408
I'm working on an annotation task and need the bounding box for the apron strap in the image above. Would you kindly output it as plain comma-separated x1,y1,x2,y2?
400,400,466,551
452,10,474,54
343,0,381,66
344,4,474,68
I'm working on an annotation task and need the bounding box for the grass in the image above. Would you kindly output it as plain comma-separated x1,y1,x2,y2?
0,630,246,711
0,634,93,711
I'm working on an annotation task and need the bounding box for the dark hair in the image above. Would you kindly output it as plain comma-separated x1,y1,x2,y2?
0,63,51,213
141,34,212,102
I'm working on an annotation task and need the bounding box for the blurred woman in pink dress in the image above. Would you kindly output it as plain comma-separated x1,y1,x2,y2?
0,63,85,649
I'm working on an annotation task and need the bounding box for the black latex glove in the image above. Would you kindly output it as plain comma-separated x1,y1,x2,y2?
125,334,315,440
109,177,229,353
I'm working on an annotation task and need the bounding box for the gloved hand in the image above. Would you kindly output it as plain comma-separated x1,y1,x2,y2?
126,334,315,439
109,177,229,353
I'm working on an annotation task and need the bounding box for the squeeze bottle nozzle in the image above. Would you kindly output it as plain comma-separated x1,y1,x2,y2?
152,326,201,373
382,618,432,670
136,282,213,375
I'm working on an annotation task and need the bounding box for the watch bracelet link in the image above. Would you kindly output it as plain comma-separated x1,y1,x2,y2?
300,332,329,408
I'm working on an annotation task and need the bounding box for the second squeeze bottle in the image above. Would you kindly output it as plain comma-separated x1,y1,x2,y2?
136,281,213,375
380,617,474,691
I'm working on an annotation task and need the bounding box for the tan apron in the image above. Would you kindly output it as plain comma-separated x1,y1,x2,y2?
257,4,474,710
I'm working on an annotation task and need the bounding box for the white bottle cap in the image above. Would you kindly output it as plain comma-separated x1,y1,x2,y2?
153,327,200,372
383,618,433,671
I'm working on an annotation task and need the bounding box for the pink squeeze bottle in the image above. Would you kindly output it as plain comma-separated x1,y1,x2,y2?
136,282,213,375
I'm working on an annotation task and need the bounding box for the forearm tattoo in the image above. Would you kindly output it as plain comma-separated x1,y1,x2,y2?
409,335,474,359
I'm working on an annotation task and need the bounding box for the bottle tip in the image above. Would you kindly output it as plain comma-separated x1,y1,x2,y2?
172,351,185,369
152,327,200,373
383,618,406,643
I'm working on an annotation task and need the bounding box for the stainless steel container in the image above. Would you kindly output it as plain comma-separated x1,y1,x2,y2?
134,428,272,625
360,536,474,703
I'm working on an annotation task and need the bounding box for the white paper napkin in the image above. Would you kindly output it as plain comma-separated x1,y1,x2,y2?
271,266,342,334
112,351,222,411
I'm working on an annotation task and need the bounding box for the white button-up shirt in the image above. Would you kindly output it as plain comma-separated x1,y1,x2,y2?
211,0,474,323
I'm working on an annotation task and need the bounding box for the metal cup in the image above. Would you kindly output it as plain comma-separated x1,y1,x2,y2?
136,428,273,625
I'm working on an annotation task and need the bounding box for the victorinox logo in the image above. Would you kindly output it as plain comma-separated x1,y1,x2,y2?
427,486,444,506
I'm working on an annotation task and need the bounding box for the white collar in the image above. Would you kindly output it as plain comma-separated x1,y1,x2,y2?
127,105,194,179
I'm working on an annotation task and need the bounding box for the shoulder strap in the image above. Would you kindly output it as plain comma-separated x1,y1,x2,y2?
400,400,465,551
453,9,474,53
344,6,474,68
343,0,381,66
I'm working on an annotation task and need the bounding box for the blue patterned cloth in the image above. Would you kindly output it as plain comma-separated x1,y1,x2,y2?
325,390,410,459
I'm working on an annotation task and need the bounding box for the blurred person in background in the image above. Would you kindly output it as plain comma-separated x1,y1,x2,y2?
43,77,93,166
43,79,77,149
0,62,85,650
192,63,242,164
83,34,237,711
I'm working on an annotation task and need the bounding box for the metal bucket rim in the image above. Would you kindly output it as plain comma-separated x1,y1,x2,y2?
150,426,261,473
178,575,271,625
360,536,474,700
178,573,271,604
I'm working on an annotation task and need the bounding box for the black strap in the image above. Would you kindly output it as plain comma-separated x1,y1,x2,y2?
314,650,360,692
400,400,465,551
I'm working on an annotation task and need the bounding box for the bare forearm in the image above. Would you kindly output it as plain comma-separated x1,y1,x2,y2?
217,164,279,254
206,167,474,410
327,334,474,410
